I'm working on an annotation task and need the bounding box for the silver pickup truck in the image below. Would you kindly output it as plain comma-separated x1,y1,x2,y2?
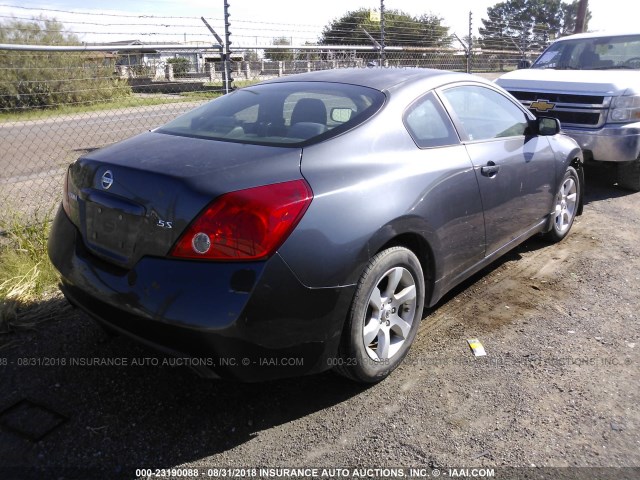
496,31,640,191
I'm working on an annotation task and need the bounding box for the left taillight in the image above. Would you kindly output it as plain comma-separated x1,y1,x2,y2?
170,179,313,261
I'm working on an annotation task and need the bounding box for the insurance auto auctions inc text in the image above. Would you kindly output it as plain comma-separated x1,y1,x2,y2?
199,467,495,478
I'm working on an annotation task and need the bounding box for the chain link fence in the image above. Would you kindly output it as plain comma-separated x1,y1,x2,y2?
0,37,543,226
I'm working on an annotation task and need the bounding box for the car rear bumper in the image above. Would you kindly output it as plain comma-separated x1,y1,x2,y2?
48,207,355,382
563,123,640,162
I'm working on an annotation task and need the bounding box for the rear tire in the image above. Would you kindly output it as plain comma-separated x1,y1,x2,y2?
545,165,580,243
616,158,640,192
335,247,425,383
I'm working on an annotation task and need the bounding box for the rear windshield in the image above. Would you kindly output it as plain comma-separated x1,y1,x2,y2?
532,34,640,70
157,81,385,146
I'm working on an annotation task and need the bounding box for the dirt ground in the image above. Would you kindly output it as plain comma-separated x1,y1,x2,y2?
0,167,638,480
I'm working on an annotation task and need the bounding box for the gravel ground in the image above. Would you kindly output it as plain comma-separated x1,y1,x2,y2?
0,168,638,480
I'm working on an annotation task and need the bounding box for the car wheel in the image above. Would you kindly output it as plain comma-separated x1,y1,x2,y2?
616,158,640,192
336,247,425,383
546,165,580,243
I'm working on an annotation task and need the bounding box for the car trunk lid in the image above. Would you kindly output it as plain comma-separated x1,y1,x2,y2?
65,131,303,269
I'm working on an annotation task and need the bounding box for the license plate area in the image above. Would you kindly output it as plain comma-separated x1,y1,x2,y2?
84,197,143,261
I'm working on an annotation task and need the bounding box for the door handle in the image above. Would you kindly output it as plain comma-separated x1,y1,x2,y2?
481,161,500,177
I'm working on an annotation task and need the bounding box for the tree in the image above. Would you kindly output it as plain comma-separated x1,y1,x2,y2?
0,16,130,111
0,15,79,45
242,49,260,62
560,0,592,35
319,8,451,48
479,0,591,51
166,57,191,77
264,37,295,62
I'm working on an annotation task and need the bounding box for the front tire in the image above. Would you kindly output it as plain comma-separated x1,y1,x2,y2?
545,165,580,243
335,247,425,383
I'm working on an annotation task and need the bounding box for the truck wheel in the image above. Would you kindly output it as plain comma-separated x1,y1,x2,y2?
617,158,640,192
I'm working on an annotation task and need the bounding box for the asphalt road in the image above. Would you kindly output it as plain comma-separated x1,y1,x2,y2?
0,101,203,179
0,100,204,221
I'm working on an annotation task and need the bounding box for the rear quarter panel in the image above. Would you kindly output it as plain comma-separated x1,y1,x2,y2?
278,91,487,292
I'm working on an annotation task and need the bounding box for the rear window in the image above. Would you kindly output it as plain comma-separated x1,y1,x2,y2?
157,81,385,146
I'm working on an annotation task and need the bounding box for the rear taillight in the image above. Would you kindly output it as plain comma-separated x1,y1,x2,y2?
170,179,313,261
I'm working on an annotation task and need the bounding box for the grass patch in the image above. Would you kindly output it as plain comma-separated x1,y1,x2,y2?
178,91,223,100
0,83,270,123
0,94,214,123
0,210,60,332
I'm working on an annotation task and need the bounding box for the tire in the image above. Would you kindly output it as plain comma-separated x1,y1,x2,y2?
545,165,580,243
616,158,640,192
335,247,425,383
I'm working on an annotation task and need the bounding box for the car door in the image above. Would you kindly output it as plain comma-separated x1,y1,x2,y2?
438,84,556,256
403,91,486,280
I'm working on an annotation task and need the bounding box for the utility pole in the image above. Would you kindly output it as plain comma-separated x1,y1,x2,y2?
223,0,233,94
201,17,227,92
574,0,588,34
467,11,472,73
380,0,385,65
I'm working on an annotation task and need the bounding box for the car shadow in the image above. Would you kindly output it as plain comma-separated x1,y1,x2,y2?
583,163,637,204
428,236,536,314
0,302,370,478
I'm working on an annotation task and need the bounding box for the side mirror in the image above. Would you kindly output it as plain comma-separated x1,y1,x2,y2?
517,59,531,69
331,108,353,123
536,116,561,136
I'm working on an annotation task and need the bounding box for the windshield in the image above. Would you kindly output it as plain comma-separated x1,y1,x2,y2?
532,34,640,70
157,81,385,146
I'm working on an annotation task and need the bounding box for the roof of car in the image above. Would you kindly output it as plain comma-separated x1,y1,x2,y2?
258,67,473,92
554,31,640,42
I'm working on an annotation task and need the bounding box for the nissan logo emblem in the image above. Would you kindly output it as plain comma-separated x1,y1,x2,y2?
101,170,113,190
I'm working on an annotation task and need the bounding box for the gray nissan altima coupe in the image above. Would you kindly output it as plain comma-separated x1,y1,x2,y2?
48,68,583,383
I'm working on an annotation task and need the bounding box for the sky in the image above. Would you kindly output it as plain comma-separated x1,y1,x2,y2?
0,0,634,46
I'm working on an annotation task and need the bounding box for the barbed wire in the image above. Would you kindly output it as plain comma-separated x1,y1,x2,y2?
0,6,552,53
0,1,565,48
0,4,463,47
0,3,334,31
0,3,205,20
0,14,208,29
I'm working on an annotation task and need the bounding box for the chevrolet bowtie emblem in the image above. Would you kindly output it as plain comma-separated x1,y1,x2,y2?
530,99,556,112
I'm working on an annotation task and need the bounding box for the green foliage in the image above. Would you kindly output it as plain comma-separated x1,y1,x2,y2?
0,210,59,331
479,0,592,51
0,16,131,112
319,8,451,47
166,57,192,77
0,15,78,45
559,0,592,35
0,95,204,123
243,49,261,62
264,37,295,62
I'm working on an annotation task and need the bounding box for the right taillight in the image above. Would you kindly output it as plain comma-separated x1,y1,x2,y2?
170,179,313,261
